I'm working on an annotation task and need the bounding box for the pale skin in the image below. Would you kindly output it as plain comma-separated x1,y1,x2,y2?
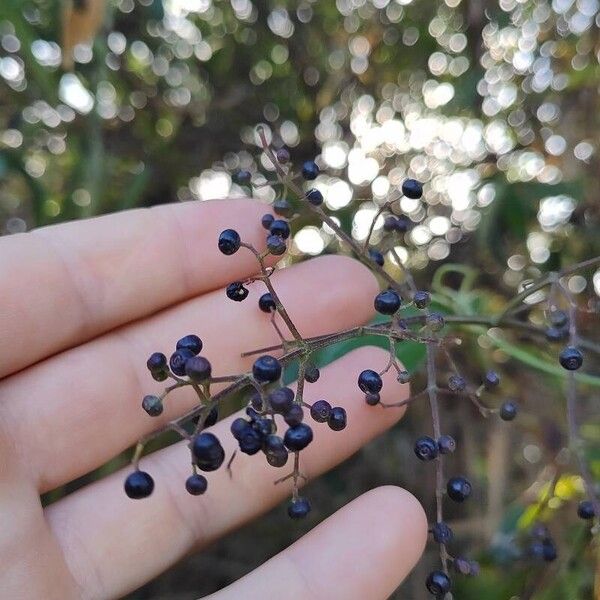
0,199,427,599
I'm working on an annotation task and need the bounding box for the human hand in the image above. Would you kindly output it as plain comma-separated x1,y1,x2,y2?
0,199,427,599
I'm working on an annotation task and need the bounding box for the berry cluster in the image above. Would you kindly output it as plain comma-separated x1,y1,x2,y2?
126,126,599,598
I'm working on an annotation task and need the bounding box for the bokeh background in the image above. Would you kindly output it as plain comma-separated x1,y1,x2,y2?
1,0,600,598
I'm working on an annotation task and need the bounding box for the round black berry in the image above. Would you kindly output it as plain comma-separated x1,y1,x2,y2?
483,370,500,390
438,435,456,454
268,387,294,414
185,473,208,495
226,281,249,302
358,369,383,394
147,352,167,372
273,198,292,217
577,500,596,520
252,355,282,384
413,290,431,309
170,348,195,376
426,570,451,596
448,375,466,392
426,312,445,332
124,470,154,499
304,364,320,383
397,370,411,384
447,476,472,502
142,394,163,417
368,248,384,266
431,521,453,544
284,423,313,451
176,334,203,355
284,404,304,426
288,496,311,519
192,432,225,471
310,399,332,423
499,400,518,421
258,292,276,313
559,346,583,371
185,356,212,382
237,426,263,455
328,406,347,431
266,234,286,255
218,228,241,255
549,309,568,328
231,417,250,439
234,170,251,185
276,148,290,164
269,219,290,240
374,289,401,315
306,188,323,206
263,435,288,467
402,178,423,199
261,213,274,230
301,160,319,180
383,215,398,232
365,392,380,406
414,436,439,461
542,539,557,562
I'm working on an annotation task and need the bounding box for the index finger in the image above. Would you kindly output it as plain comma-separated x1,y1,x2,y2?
0,199,272,378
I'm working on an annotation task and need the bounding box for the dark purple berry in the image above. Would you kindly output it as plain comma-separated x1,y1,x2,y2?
304,364,320,383
546,326,568,342
413,291,431,309
306,188,323,206
358,369,383,394
192,432,225,471
431,521,453,544
483,370,500,389
414,436,439,461
124,470,154,499
234,170,251,184
365,392,380,406
170,348,195,376
368,248,384,266
426,312,445,331
269,219,290,240
176,334,203,355
273,198,292,217
276,148,290,164
499,400,518,421
559,346,583,370
185,474,208,495
402,178,423,199
284,404,304,426
383,216,398,232
231,417,250,439
549,309,568,328
266,234,286,255
328,406,347,431
268,387,294,414
301,160,319,180
218,228,241,255
147,352,167,372
577,500,595,520
142,394,163,417
258,292,276,313
542,539,557,562
426,570,451,596
261,213,274,230
288,496,311,519
226,281,249,302
438,435,456,454
310,399,332,423
448,375,466,392
185,356,212,382
252,355,282,384
237,426,263,455
374,289,401,315
447,476,472,502
284,423,313,451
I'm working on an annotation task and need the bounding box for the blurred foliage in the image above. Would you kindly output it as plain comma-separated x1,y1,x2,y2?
2,0,600,598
